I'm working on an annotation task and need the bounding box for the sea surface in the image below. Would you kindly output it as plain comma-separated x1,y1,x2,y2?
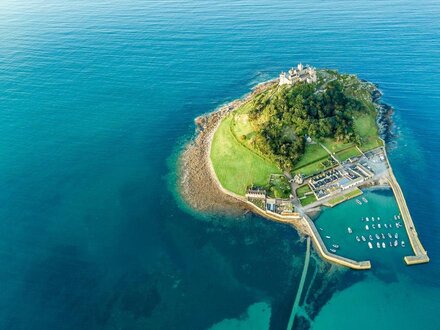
0,0,439,329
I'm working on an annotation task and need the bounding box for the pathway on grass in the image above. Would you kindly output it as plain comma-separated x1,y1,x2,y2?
319,143,340,165
286,237,311,330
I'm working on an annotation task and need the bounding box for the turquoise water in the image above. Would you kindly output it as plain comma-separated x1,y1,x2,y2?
0,0,439,329
315,189,412,266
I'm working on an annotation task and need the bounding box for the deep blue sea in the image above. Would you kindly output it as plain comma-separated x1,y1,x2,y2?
0,0,439,329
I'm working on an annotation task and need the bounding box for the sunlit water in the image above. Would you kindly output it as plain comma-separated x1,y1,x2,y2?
0,0,439,329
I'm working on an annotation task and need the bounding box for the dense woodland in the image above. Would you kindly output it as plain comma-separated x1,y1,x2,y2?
248,80,366,168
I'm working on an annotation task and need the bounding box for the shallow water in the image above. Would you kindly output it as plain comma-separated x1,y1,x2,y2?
0,0,439,329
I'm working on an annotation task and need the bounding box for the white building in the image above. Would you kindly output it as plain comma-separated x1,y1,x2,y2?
279,63,317,86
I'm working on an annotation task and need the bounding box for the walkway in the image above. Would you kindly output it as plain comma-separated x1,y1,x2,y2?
286,237,311,330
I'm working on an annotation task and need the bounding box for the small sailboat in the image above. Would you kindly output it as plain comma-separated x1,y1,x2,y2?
347,227,352,234
378,224,381,229
382,242,386,248
388,233,392,239
372,217,375,222
332,244,339,249
362,197,368,203
330,248,337,253
394,240,398,247
395,233,398,239
325,235,331,239
372,224,376,229
389,242,393,247
366,217,369,222
381,233,385,239
397,215,401,220
394,215,397,220
401,241,405,248
377,217,380,221
376,242,381,248
384,224,388,229
369,235,373,241
368,242,373,249
365,225,369,230
375,234,380,240
356,236,361,242
319,227,323,231
356,199,362,205
361,236,366,242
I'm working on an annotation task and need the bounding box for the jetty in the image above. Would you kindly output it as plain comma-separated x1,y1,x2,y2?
384,150,430,265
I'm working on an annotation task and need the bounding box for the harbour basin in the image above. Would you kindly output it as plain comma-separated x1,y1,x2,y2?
314,188,412,267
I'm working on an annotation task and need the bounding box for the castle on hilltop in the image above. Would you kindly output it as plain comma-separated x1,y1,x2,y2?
279,63,317,85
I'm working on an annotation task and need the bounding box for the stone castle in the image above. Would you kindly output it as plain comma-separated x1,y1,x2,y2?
279,63,317,85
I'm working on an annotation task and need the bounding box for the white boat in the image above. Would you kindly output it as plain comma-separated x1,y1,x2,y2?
365,225,369,230
372,224,375,229
332,244,339,249
401,241,405,247
361,236,366,242
394,215,397,220
375,234,380,240
356,236,361,242
384,224,388,229
395,233,398,239
362,197,368,203
369,235,373,241
382,242,386,248
319,227,323,231
389,223,393,228
377,217,380,221
368,242,373,249
388,233,392,239
356,199,362,205
398,215,401,219
372,217,375,222
381,233,385,239
330,248,337,253
389,242,393,247
376,242,381,248
378,224,381,229
394,240,398,247
366,217,369,222
325,235,331,239
347,227,352,234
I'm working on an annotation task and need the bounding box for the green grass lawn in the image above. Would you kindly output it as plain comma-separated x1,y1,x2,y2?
292,143,328,169
335,146,362,162
210,115,281,195
300,194,317,206
292,156,335,177
344,188,363,199
353,112,383,151
296,184,312,198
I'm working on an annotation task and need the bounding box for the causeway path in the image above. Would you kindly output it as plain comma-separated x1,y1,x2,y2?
286,237,311,330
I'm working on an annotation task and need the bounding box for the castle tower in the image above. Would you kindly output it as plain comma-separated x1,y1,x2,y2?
298,63,303,71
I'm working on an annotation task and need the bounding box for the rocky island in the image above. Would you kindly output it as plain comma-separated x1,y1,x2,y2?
179,64,429,269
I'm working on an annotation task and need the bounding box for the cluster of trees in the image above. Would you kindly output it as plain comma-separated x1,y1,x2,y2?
248,80,365,168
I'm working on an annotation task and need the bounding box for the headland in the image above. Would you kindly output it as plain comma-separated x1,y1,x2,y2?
179,64,429,269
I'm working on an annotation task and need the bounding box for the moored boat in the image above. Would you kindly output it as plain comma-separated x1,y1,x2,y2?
395,233,398,239
382,242,386,248
378,224,381,229
368,242,373,249
372,217,375,222
330,248,337,253
361,236,366,242
366,217,369,222
365,225,369,230
372,224,375,229
397,215,401,219
362,197,368,203
384,224,388,229
356,235,361,242
375,234,380,240
389,242,393,247
394,240,398,247
325,235,331,239
388,233,392,239
332,244,339,248
356,199,362,205
369,235,373,241
381,233,385,239
319,227,323,231
401,241,405,247
376,242,381,248
347,227,352,234
377,217,380,221
394,215,397,220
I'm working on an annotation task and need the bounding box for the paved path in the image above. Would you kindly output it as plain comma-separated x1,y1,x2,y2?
286,237,311,330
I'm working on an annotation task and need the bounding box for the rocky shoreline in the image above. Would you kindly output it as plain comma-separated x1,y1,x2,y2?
177,80,276,216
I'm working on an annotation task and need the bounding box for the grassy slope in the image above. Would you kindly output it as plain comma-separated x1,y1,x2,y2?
210,115,281,195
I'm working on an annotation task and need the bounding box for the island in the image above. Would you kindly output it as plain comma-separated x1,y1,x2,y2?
179,64,429,269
